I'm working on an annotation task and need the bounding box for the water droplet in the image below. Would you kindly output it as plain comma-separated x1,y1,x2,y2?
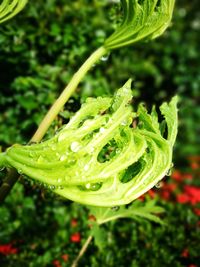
100,53,110,62
111,206,119,211
18,169,23,175
99,127,106,133
58,134,66,142
51,144,57,151
166,163,174,176
70,141,81,152
57,178,62,183
85,183,91,189
50,185,56,190
37,155,44,163
84,164,89,171
155,182,162,188
60,155,67,161
90,183,102,191
58,185,64,190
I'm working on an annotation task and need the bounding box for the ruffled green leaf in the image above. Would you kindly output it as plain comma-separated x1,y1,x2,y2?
88,200,165,225
104,0,175,49
0,0,28,24
0,80,178,207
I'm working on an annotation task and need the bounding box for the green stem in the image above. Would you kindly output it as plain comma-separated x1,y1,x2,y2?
31,46,107,143
0,152,5,167
0,168,19,203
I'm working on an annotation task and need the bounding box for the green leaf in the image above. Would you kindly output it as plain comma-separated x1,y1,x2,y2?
0,0,28,24
0,81,178,207
88,200,165,225
160,96,178,147
90,223,107,251
104,0,175,49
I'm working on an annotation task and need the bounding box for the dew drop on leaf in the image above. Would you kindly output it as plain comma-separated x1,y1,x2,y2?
84,164,89,171
100,53,110,62
99,127,106,133
166,163,174,176
57,178,62,183
155,182,162,188
60,155,67,161
17,169,23,174
111,206,120,211
85,183,91,189
70,141,80,152
37,155,44,163
50,185,56,190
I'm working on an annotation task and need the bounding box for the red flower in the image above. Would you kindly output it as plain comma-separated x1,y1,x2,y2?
182,173,193,180
71,218,78,227
181,248,189,258
0,244,18,255
188,265,198,267
70,232,81,243
184,185,200,205
138,195,145,201
171,170,182,182
177,193,190,204
161,190,171,201
52,260,62,267
193,208,200,216
61,254,69,262
148,189,156,198
191,162,199,170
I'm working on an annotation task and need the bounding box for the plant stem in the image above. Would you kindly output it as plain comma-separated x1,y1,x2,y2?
71,235,93,267
31,46,107,142
0,168,19,203
0,46,107,203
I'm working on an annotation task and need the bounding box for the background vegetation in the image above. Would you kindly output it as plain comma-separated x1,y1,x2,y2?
0,0,199,266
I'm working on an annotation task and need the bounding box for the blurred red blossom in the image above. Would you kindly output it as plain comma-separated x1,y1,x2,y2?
148,189,156,199
71,218,78,227
171,170,182,182
184,185,200,205
188,155,200,171
52,260,62,267
61,254,69,262
181,248,189,258
70,232,81,243
177,193,190,204
193,208,200,216
0,244,18,255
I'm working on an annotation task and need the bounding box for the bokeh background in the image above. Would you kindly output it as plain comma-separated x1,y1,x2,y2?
0,1,199,266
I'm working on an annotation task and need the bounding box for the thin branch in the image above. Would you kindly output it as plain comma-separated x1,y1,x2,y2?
0,168,19,203
71,235,93,267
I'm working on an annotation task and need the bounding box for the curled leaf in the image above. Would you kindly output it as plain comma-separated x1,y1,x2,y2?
0,80,178,207
0,0,28,24
104,0,175,49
